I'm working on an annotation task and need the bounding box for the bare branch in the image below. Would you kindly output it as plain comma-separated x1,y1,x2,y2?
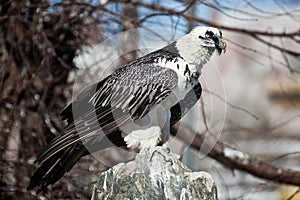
112,0,300,37
286,187,300,200
203,88,260,120
171,123,300,186
250,33,300,57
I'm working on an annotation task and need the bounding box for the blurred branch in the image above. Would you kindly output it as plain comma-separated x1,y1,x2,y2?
203,89,260,120
57,0,300,37
250,33,300,57
52,0,300,58
171,123,300,186
0,1,102,199
111,0,300,58
1,1,300,199
113,0,299,35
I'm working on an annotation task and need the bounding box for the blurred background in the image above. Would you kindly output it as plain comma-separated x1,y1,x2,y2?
1,0,300,199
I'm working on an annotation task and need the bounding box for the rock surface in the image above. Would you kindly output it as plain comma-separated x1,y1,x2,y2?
92,146,218,200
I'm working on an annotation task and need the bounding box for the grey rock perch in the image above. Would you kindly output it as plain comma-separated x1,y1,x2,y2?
92,146,218,200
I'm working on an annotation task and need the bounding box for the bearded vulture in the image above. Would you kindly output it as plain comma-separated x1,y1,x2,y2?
27,26,226,190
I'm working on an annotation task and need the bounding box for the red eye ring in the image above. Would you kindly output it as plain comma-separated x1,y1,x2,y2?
205,34,211,38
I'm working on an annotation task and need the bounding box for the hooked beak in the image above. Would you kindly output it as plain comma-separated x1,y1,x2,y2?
211,35,226,55
216,40,227,55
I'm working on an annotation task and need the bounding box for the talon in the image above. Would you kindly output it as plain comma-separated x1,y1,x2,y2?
149,149,173,165
149,150,158,162
166,148,170,153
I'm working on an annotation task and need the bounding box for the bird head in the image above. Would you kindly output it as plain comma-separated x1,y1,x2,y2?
190,26,226,55
175,26,226,68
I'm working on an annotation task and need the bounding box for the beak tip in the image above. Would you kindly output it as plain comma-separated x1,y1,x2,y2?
220,41,227,55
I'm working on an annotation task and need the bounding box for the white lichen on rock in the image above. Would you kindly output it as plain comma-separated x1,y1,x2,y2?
92,146,218,200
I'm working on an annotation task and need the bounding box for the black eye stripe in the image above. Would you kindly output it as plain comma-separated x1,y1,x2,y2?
199,30,221,44
206,31,214,37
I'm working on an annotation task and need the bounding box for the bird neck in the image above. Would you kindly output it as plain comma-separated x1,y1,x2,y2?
175,35,215,72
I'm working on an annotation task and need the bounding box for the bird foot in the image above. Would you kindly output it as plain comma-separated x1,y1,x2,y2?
149,146,173,165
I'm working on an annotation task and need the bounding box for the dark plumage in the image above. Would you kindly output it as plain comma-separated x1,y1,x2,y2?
27,26,226,190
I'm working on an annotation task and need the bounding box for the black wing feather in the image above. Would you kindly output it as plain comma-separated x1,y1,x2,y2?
28,62,179,190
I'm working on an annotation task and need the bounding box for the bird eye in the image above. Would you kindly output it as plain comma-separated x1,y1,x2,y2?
205,31,214,39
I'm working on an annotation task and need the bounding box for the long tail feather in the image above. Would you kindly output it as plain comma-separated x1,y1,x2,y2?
27,127,126,190
27,143,87,190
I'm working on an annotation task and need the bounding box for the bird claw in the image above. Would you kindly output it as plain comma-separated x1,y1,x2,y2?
149,148,173,165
